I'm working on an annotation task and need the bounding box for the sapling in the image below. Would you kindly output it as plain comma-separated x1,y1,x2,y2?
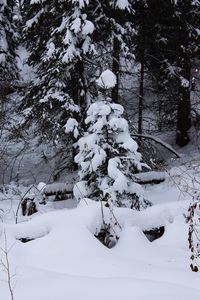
74,70,151,210
74,70,151,246
0,230,16,300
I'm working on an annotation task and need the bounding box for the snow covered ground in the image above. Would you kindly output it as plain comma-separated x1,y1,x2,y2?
1,167,200,300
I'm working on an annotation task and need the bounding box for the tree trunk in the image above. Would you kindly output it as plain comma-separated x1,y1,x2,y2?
176,81,191,146
72,59,87,128
111,37,120,103
138,55,145,135
71,59,87,169
176,7,191,147
138,6,146,135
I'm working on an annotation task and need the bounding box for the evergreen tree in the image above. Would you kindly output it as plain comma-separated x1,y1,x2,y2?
174,0,200,146
133,0,179,134
19,0,137,176
20,0,96,142
0,0,19,140
108,0,134,103
133,0,200,145
86,0,134,103
74,70,151,210
132,0,149,134
0,0,18,85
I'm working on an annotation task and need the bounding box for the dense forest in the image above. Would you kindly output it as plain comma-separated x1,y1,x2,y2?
1,1,200,300
1,1,199,155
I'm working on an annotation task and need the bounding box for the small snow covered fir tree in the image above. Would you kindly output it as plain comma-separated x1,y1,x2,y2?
75,70,151,210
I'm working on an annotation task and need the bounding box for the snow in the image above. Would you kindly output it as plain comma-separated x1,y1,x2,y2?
30,0,43,3
25,10,43,29
75,133,107,176
96,70,117,89
71,17,82,33
181,76,190,88
110,103,124,115
37,182,47,192
108,116,128,131
82,20,95,35
42,183,73,194
108,157,128,192
46,41,56,58
134,171,169,183
1,2,200,298
86,101,111,119
131,133,181,158
75,93,151,210
1,194,200,300
62,44,77,63
1,158,200,300
115,0,130,10
0,0,7,7
75,0,89,9
64,118,79,138
73,181,89,201
116,132,139,153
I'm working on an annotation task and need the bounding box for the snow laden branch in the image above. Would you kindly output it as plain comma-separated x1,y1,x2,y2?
131,134,181,158
74,70,151,210
74,69,152,246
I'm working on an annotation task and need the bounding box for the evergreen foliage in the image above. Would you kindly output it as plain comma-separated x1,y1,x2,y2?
133,0,200,144
20,0,96,142
75,70,151,210
0,0,18,83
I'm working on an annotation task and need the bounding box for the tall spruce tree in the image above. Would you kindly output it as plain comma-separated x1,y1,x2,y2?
20,0,96,143
19,0,137,166
86,0,134,103
132,0,149,134
133,0,200,145
133,0,179,134
0,0,19,140
174,0,200,146
0,0,18,86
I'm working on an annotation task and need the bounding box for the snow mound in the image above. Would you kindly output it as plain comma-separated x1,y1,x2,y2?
1,199,200,300
114,226,150,258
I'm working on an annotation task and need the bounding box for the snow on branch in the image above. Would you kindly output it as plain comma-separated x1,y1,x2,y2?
131,134,181,158
96,69,117,89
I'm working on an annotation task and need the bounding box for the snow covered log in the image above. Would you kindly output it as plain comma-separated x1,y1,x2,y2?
42,183,73,201
134,171,169,185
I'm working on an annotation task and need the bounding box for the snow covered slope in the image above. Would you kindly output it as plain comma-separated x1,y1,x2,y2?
0,195,200,300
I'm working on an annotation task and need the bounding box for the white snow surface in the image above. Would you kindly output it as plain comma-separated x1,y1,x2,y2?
115,0,130,10
42,182,73,194
1,169,200,300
